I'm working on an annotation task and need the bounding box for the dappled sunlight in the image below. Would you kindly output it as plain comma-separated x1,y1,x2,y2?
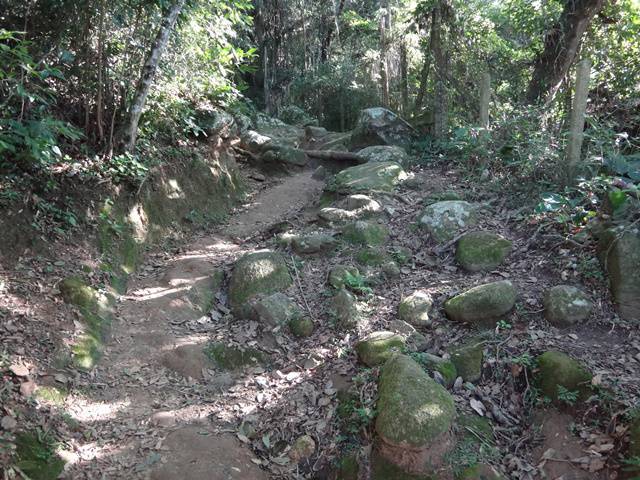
66,398,131,423
126,285,191,301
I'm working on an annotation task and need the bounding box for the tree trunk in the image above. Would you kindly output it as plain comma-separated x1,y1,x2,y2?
565,58,591,184
431,1,447,138
379,0,391,108
414,50,431,114
122,0,185,152
400,40,409,115
320,0,346,63
526,0,605,104
479,71,490,128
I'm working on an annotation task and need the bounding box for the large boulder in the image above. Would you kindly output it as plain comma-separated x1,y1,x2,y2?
350,108,416,150
419,201,479,243
600,228,640,322
228,251,293,318
356,145,411,166
536,351,592,404
444,280,517,328
355,331,405,367
375,354,456,475
398,290,433,327
330,162,408,194
543,285,593,327
456,232,512,272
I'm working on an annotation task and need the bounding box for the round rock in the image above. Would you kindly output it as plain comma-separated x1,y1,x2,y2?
543,285,593,327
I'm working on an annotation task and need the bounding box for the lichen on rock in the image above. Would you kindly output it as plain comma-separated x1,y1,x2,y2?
455,232,512,272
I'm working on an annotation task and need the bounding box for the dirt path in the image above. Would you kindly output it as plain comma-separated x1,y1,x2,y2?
63,171,323,479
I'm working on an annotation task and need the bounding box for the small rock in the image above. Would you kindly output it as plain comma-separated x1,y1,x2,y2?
289,435,316,463
327,265,360,290
331,289,359,329
252,293,301,327
444,280,517,328
456,231,512,272
151,411,177,427
342,220,389,246
536,350,592,403
20,381,37,397
10,363,30,377
345,194,382,214
289,316,314,338
398,290,433,327
291,233,337,255
355,331,405,367
381,261,401,278
388,319,428,351
1,415,17,431
543,285,593,327
419,201,479,243
450,338,485,383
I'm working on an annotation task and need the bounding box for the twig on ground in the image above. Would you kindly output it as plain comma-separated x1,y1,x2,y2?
289,255,315,321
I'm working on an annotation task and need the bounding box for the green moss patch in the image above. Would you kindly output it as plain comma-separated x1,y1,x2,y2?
205,342,268,370
14,432,65,480
536,351,592,404
455,232,512,272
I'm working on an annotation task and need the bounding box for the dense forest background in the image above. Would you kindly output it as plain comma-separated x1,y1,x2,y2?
1,0,639,229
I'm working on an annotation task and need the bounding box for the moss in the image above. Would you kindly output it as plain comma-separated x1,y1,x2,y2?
332,288,359,329
14,432,65,480
331,161,408,194
455,232,512,272
205,342,267,370
450,338,485,383
444,281,517,328
412,353,457,388
335,453,360,480
328,265,360,289
356,331,405,367
536,351,592,403
342,221,389,246
543,285,593,327
391,246,413,265
456,464,503,480
447,416,499,478
228,250,293,318
59,276,96,309
376,354,456,448
355,247,390,266
289,316,314,337
35,386,67,405
72,333,102,369
188,270,224,313
398,291,433,326
371,450,434,480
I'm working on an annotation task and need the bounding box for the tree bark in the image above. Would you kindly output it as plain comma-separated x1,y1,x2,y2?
379,0,391,108
431,1,447,138
526,0,605,104
400,40,409,115
565,58,591,184
122,0,185,152
479,71,490,128
320,0,346,63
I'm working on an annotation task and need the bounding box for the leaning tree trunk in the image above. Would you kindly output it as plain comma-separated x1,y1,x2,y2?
526,0,605,104
122,0,185,152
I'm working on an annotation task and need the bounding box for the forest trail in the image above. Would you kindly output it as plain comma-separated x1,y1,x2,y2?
55,157,637,480
64,170,324,479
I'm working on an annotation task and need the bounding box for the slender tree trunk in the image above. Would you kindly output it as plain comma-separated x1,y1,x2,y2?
526,0,605,104
414,49,431,114
96,0,105,143
479,71,490,128
122,0,185,152
565,59,591,184
400,40,409,115
431,1,447,138
379,0,390,108
320,0,346,63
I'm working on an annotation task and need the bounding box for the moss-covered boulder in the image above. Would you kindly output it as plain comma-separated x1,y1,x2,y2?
356,331,405,367
536,351,592,403
333,453,360,480
600,229,640,322
345,194,382,214
228,250,292,318
291,233,338,255
419,201,479,243
455,232,512,272
328,265,360,289
289,435,316,463
343,220,389,246
332,288,359,329
357,145,411,166
14,431,65,480
205,342,267,371
543,285,593,327
370,451,434,480
389,320,429,352
450,338,485,383
444,281,517,328
261,144,308,167
398,290,433,327
290,316,314,337
350,107,416,150
318,207,356,224
355,247,390,266
252,292,301,327
376,354,456,474
331,162,408,194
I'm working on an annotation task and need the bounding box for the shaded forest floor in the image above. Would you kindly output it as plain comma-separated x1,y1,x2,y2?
2,147,640,479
